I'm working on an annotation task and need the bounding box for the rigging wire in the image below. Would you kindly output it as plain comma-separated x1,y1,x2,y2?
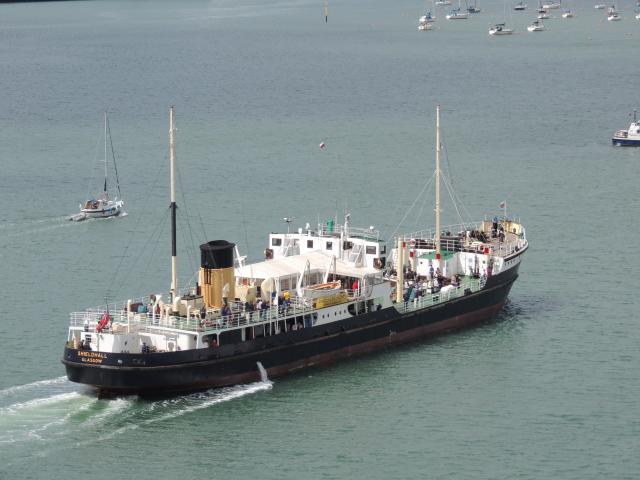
106,150,168,301
176,160,200,278
106,114,123,200
384,170,436,243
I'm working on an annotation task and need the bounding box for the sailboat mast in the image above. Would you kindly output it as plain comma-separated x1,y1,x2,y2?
103,112,108,195
435,105,442,260
169,106,178,301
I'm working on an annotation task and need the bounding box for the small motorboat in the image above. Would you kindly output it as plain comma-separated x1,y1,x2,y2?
489,22,514,34
612,110,640,146
435,0,451,5
594,4,606,8
562,10,574,17
418,21,435,30
527,19,545,30
514,1,527,10
542,1,560,8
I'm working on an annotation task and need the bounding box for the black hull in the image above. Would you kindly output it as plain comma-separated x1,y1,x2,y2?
63,266,520,396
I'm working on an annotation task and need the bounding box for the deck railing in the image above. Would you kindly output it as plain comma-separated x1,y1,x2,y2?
394,277,481,314
69,289,368,335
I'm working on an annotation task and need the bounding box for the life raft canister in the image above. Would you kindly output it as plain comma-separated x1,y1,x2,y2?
96,312,111,333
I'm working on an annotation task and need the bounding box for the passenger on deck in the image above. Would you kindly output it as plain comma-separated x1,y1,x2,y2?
283,291,290,314
221,303,232,323
245,300,255,322
141,342,150,354
78,339,85,350
210,337,218,348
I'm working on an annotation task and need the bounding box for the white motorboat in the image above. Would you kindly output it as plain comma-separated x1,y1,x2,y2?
70,112,125,221
542,1,560,8
562,10,574,17
435,0,451,5
489,22,514,34
612,110,640,146
418,21,435,29
636,12,640,19
607,12,621,20
514,1,527,9
594,4,606,8
527,19,545,30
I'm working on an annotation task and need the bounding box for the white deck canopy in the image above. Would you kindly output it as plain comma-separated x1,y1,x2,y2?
235,250,380,281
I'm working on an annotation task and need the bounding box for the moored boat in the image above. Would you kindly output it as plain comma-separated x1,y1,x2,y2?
418,20,435,29
562,10,574,17
527,19,545,30
489,22,514,34
612,110,640,146
607,4,621,20
62,106,528,397
514,1,527,10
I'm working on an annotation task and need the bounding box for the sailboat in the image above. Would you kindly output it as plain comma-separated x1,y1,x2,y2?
527,18,545,30
542,0,560,8
514,1,527,10
446,0,470,19
70,112,124,221
490,1,514,35
466,0,481,13
419,0,437,23
607,3,620,20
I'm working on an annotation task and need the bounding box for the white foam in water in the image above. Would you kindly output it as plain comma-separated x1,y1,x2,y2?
0,392,82,416
0,376,68,399
257,361,269,382
91,380,273,443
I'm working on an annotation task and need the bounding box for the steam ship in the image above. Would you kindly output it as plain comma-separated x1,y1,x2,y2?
62,106,528,396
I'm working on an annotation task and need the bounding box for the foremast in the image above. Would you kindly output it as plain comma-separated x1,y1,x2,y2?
103,112,108,196
169,107,178,301
435,105,442,268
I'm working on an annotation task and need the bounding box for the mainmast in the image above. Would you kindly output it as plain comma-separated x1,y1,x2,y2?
103,112,108,195
435,105,441,262
169,107,178,301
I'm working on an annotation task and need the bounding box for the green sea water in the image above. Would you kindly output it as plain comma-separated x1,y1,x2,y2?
1,0,639,478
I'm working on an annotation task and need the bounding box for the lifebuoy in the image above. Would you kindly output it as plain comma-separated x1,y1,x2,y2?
409,239,416,248
96,312,111,332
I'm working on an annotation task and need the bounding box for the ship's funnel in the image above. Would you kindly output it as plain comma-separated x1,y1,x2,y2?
199,240,235,308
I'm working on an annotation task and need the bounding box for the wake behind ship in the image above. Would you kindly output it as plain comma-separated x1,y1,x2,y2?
62,106,528,396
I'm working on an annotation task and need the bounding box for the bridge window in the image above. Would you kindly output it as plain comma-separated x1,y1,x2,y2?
366,246,377,255
272,238,282,247
326,241,333,250
307,240,314,248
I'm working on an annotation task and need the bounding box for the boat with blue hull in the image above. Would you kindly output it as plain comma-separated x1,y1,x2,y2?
62,106,528,396
612,110,640,146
